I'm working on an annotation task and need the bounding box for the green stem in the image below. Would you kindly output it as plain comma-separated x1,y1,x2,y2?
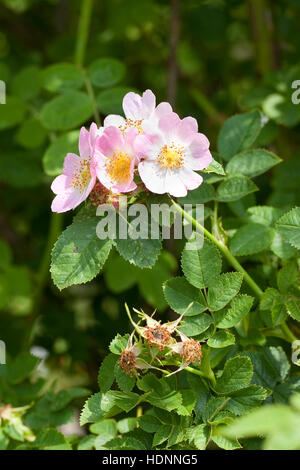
281,322,297,343
74,0,94,67
84,73,101,126
249,0,273,77
184,366,212,389
171,199,263,299
171,199,297,344
189,88,225,124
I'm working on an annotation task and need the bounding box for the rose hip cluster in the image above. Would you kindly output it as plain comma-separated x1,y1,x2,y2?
118,308,202,377
51,89,212,213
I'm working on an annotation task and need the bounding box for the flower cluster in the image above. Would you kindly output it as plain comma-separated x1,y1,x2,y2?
51,90,212,212
119,307,202,377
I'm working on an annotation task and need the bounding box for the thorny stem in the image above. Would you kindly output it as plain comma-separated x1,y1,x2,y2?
171,199,297,344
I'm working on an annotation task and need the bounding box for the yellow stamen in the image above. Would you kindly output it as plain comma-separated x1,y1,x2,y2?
71,158,91,192
119,118,143,135
105,151,131,184
157,143,185,169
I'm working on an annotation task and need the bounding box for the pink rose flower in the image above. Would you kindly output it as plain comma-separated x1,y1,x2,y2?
137,112,212,197
103,89,172,135
51,123,102,213
94,126,144,194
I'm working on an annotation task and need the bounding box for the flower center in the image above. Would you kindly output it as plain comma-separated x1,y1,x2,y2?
105,151,132,184
119,118,143,135
157,143,185,169
71,158,91,192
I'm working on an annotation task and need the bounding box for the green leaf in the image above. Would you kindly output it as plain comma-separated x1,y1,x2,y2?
226,149,281,178
117,418,137,434
137,256,172,311
216,176,258,202
275,207,300,249
114,363,136,392
51,217,113,290
230,223,274,255
270,231,298,259
259,287,287,326
98,354,118,392
106,390,142,412
203,397,228,422
146,391,182,412
215,295,254,328
78,435,96,450
176,389,196,416
285,291,300,321
88,58,126,88
43,130,80,176
41,63,85,93
106,436,146,450
181,239,222,289
215,356,253,395
50,388,90,412
139,414,161,433
109,334,129,355
204,157,226,175
41,91,93,131
91,420,117,448
11,65,41,101
97,87,133,114
277,261,299,293
179,313,213,337
221,403,299,449
227,385,270,415
153,424,172,446
178,182,215,204
138,374,182,411
0,96,27,130
104,256,137,293
247,206,284,226
15,117,47,149
0,151,43,188
80,394,105,426
194,424,210,450
207,330,236,348
217,110,262,161
0,430,9,450
8,352,40,384
163,277,207,316
115,234,161,269
80,392,120,426
34,429,71,450
211,434,241,450
207,272,243,311
243,346,290,387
